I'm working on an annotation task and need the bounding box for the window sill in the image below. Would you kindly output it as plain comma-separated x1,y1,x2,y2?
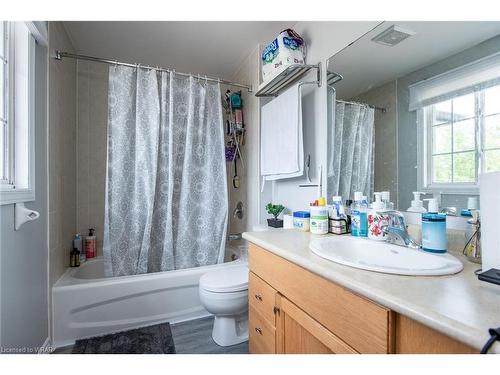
0,188,35,205
419,184,479,196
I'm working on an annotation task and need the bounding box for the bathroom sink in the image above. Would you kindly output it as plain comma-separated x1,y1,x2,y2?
309,236,463,276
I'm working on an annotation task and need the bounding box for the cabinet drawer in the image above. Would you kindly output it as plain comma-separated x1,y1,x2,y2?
249,306,276,354
280,297,358,354
249,272,277,327
249,243,393,354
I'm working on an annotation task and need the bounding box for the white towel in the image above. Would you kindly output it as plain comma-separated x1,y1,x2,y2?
260,83,303,181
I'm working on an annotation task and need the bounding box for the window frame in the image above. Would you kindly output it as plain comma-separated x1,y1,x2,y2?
417,86,499,195
0,22,36,205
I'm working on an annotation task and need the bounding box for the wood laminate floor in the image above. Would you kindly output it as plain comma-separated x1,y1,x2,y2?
53,316,248,354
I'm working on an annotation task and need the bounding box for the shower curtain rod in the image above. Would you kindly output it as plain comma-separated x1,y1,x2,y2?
336,99,387,113
54,51,253,92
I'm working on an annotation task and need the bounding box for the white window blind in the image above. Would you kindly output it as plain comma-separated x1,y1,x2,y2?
409,52,500,111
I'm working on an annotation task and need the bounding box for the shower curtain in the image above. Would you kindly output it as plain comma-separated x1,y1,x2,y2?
103,66,228,277
328,101,375,201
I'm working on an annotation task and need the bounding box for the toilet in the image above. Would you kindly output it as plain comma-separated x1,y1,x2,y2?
199,264,249,346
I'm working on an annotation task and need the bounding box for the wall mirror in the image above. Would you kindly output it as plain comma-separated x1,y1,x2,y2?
326,21,500,213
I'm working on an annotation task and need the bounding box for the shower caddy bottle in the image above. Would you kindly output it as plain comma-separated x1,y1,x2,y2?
85,228,97,259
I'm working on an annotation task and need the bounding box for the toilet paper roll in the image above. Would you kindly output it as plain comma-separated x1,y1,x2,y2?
480,172,500,270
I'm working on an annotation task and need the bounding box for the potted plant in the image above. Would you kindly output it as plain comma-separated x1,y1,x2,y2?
266,203,285,228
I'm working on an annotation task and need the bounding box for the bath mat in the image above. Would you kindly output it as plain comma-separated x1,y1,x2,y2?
72,322,176,354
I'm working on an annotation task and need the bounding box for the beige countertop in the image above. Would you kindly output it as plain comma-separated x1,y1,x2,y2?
242,229,500,354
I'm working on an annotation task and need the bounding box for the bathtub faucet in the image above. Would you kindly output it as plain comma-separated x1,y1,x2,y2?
228,233,242,241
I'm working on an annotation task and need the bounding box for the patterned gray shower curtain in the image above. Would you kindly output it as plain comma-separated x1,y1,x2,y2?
103,66,228,277
328,101,375,201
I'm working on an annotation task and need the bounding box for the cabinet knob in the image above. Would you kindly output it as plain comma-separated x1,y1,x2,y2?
273,306,280,315
255,327,263,335
254,294,263,301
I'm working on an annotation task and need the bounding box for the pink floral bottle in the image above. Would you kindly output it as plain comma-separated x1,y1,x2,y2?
368,193,390,241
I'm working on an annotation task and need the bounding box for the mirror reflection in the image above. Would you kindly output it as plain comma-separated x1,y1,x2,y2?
326,22,500,214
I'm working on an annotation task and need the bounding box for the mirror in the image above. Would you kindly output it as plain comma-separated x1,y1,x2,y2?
326,21,500,213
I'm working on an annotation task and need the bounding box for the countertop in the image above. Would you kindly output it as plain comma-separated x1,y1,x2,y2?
242,229,500,353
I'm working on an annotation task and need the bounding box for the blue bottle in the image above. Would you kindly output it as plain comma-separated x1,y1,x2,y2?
422,198,447,253
351,192,368,237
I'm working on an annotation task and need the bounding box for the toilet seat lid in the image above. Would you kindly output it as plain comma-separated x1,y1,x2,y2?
200,265,248,293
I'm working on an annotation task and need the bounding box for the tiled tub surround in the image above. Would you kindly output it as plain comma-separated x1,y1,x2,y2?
48,22,77,288
76,60,108,255
242,229,500,353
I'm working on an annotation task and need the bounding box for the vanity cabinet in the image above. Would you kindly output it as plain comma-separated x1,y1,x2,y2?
248,242,477,354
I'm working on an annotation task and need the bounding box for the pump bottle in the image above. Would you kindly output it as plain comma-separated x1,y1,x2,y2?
368,192,389,241
422,198,447,253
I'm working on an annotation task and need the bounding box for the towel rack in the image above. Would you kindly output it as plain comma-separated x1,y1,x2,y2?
255,63,321,97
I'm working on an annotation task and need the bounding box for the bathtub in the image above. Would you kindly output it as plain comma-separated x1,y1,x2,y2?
52,256,245,348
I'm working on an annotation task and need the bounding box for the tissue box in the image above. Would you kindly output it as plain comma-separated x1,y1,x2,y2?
261,29,306,83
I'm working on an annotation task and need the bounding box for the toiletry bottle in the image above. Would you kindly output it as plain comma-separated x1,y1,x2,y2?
407,192,427,213
381,191,394,210
310,198,329,235
351,192,368,237
360,196,369,236
422,198,447,253
329,196,348,235
85,228,97,259
368,192,390,241
74,233,85,263
70,247,80,267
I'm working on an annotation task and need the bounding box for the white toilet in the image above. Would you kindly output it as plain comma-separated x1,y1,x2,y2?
199,264,249,346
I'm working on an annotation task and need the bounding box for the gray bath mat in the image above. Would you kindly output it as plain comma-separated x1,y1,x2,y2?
72,322,176,354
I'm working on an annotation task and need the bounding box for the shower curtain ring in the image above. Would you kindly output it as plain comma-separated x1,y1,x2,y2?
205,75,208,84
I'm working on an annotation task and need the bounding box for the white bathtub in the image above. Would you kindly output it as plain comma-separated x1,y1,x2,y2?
52,256,245,348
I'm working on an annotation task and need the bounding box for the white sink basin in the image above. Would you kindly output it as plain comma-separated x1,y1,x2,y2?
309,236,463,276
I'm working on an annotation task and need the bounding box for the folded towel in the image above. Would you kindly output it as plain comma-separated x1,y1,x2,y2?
260,83,303,181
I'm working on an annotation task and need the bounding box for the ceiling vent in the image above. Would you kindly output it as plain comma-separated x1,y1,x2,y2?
371,25,416,47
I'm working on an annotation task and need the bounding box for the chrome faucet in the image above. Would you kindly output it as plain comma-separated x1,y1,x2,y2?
381,211,421,249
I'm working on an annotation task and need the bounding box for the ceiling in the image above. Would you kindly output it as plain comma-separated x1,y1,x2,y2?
63,21,294,80
328,21,500,99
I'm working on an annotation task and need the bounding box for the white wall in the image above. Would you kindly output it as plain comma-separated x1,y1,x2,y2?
230,22,382,229
0,42,49,352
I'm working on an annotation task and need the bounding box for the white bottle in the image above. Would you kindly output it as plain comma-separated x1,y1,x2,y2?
381,191,394,210
407,192,427,213
310,205,329,235
331,196,343,219
368,192,389,241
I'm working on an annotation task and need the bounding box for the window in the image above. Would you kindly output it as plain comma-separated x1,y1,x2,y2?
0,22,36,205
411,52,500,194
422,87,500,190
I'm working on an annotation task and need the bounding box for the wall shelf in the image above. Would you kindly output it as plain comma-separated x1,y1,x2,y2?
255,63,321,97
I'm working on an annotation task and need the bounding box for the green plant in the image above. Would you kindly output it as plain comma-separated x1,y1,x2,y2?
265,203,285,220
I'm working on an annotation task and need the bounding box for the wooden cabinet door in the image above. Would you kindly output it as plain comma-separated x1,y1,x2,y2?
277,295,358,354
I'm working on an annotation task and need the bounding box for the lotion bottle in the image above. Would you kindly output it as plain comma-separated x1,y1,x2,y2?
85,228,97,259
407,192,427,213
422,198,447,253
368,192,389,241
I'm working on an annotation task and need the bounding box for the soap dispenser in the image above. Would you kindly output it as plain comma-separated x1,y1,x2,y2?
407,192,427,213
422,198,447,253
368,192,389,241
